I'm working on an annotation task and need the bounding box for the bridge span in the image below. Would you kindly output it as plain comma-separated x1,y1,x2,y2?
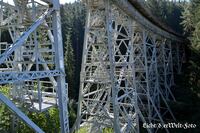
74,0,185,133
0,0,185,133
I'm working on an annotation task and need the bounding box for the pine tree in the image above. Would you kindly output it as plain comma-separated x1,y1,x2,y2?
181,0,200,50
181,3,193,34
61,1,86,100
64,29,75,98
146,0,184,33
181,1,200,104
146,0,163,19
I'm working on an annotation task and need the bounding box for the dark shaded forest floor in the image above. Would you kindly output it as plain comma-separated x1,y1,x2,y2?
169,50,200,133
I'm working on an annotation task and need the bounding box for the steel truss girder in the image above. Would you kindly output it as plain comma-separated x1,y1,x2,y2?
159,40,175,101
0,0,69,133
173,43,184,74
0,70,61,84
112,0,183,42
76,0,180,133
0,9,53,64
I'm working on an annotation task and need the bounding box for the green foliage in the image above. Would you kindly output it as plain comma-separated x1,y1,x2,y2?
68,100,77,127
15,107,60,133
0,86,12,132
64,29,75,98
170,51,200,132
181,4,193,33
147,0,167,20
75,127,113,133
61,1,86,99
146,0,184,33
75,126,89,133
172,1,200,132
102,128,114,133
180,0,200,93
0,86,77,132
181,0,200,50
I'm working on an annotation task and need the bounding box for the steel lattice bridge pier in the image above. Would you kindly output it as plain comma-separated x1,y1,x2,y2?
0,0,69,133
73,0,185,133
0,0,185,133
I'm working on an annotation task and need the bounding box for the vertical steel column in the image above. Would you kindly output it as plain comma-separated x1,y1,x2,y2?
105,1,120,132
52,1,69,133
169,41,175,87
162,40,169,100
176,43,181,74
129,21,140,133
0,0,69,132
142,30,152,124
31,0,42,111
154,36,176,122
75,0,179,132
11,115,18,133
152,35,161,118
130,29,150,132
75,0,114,132
164,40,175,101
142,31,169,133
75,5,91,133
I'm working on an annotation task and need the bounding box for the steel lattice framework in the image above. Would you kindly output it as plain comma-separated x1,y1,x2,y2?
0,0,69,133
74,0,185,133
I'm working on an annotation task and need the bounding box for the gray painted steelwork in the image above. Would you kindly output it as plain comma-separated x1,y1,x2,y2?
74,0,185,133
0,0,69,133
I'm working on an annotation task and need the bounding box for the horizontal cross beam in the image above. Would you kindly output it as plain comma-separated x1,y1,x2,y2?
0,8,53,64
0,70,62,84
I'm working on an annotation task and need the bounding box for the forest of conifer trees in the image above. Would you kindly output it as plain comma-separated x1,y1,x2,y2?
0,0,200,132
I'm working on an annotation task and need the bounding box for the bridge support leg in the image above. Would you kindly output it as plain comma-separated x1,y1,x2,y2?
75,0,177,133
105,1,121,133
0,93,44,133
52,1,69,132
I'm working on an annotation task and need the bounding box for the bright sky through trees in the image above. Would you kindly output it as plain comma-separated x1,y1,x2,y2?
63,0,76,3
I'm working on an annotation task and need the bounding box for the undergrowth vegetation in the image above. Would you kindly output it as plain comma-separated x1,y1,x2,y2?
0,86,77,133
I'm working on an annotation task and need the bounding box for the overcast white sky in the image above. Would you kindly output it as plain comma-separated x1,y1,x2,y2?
3,0,76,5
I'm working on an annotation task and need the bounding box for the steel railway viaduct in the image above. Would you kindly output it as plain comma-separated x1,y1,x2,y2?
0,0,185,133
